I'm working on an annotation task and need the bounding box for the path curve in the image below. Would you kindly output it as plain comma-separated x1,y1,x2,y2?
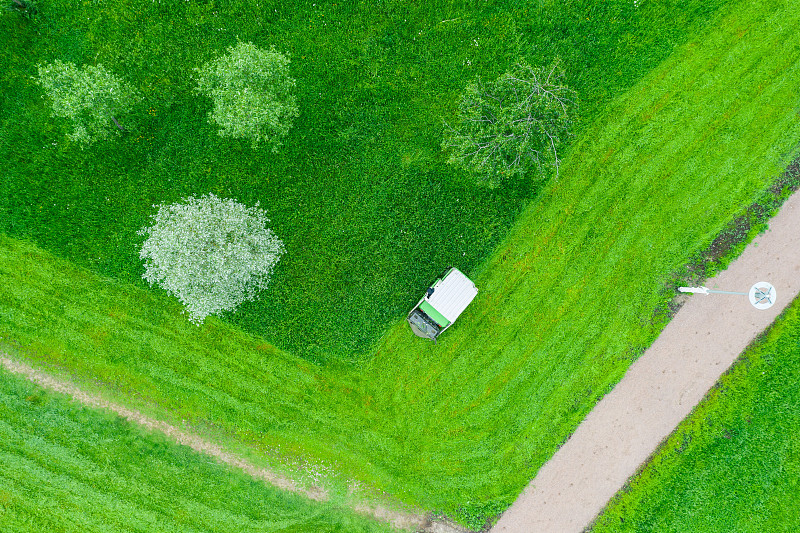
491,190,800,533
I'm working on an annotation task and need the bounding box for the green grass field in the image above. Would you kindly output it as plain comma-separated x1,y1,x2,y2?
589,296,800,532
0,367,398,533
0,0,728,362
2,0,800,530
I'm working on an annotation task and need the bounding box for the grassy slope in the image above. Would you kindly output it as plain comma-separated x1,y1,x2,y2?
0,0,727,362
0,368,398,533
2,0,800,529
589,296,800,533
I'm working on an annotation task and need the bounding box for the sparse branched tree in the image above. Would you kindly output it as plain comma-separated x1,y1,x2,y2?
35,60,138,146
442,59,576,187
137,193,285,326
194,42,299,151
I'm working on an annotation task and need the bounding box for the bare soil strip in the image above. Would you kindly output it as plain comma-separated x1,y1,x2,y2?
491,191,800,533
0,354,451,532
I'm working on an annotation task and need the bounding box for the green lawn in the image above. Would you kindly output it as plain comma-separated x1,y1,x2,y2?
2,0,800,530
0,0,728,362
354,0,800,521
590,296,800,532
0,367,399,533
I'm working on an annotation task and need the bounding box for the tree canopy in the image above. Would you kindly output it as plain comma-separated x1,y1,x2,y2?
194,42,299,151
35,60,138,146
443,59,577,187
137,193,285,326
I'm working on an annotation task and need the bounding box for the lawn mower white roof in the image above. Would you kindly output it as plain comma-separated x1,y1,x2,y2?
426,268,478,323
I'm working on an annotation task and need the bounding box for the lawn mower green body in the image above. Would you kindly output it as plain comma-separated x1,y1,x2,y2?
407,267,478,341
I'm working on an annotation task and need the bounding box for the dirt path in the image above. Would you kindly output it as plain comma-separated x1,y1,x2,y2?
6,205,796,533
0,354,471,533
6,194,798,533
491,190,800,533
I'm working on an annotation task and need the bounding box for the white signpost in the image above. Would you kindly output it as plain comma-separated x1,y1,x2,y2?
678,281,776,310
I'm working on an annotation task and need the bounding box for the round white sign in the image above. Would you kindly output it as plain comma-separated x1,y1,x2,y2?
749,282,776,310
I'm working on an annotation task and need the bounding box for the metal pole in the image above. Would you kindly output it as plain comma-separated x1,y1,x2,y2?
705,290,748,295
678,287,746,295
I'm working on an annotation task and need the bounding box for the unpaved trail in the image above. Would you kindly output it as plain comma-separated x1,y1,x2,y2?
490,190,800,533
5,191,799,533
0,354,467,533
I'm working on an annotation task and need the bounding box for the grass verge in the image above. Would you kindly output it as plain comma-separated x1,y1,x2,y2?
0,366,399,533
589,295,800,532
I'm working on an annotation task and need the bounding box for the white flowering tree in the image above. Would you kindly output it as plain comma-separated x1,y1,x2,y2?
137,193,285,326
442,59,576,187
194,41,299,151
35,60,138,146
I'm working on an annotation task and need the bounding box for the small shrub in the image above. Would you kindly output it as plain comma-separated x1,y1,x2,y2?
137,193,285,326
194,41,299,151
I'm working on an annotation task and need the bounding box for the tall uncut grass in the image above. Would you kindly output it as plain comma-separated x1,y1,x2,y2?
0,0,728,362
2,0,800,529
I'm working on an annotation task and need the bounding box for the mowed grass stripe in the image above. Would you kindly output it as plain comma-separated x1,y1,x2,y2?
0,235,368,485
589,296,800,532
0,234,384,507
0,368,399,533
354,0,800,515
2,0,800,528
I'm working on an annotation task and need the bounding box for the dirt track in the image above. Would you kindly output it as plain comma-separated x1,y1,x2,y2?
491,190,800,532
0,354,453,532
3,195,798,533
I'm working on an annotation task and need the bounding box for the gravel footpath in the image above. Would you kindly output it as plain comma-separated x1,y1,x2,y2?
491,191,800,532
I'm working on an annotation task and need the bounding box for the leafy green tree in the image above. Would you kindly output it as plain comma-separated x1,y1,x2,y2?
194,42,299,151
137,193,285,326
443,59,577,187
35,60,138,146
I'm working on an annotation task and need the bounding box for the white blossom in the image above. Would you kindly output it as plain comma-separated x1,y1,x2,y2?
137,193,285,326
